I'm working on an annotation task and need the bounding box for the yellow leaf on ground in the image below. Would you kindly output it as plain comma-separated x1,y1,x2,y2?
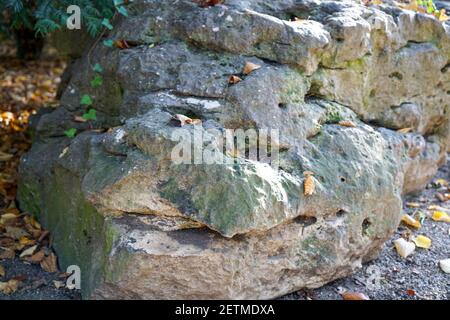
432,211,450,223
19,236,35,246
0,279,19,294
401,214,421,229
412,235,432,249
435,178,449,187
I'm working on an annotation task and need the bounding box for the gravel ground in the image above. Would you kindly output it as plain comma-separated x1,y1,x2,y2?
0,259,81,300
1,161,449,300
283,157,450,300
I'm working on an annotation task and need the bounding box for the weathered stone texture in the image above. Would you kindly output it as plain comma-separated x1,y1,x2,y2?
19,0,450,299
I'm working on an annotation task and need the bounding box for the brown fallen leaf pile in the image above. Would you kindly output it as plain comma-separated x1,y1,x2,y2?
0,42,66,294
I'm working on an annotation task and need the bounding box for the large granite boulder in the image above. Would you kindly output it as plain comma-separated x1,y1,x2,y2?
18,0,450,299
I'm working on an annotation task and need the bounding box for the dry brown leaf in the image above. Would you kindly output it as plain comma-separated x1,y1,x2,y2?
0,279,19,294
341,292,370,300
194,0,223,7
304,175,315,196
29,249,46,263
0,248,15,260
228,75,242,85
41,252,58,273
4,226,29,240
170,114,193,127
397,127,412,134
242,62,261,75
0,151,14,162
0,265,5,277
114,40,130,49
73,115,87,123
338,120,357,128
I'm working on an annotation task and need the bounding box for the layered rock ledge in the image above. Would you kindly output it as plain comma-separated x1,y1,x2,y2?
18,0,450,299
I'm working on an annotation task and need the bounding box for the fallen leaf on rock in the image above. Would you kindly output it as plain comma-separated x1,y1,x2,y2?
19,244,37,258
41,252,58,273
341,292,370,300
114,40,130,49
59,146,69,158
397,127,412,134
412,235,431,249
194,0,223,7
73,115,87,123
303,173,315,196
393,238,415,258
0,265,4,277
242,62,261,75
432,211,450,223
440,259,450,274
0,279,19,294
228,75,242,85
170,114,193,127
401,214,421,229
338,120,356,128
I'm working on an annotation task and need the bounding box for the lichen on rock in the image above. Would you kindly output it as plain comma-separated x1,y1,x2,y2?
19,0,450,299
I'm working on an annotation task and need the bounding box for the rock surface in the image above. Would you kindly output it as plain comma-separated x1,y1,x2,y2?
18,0,450,299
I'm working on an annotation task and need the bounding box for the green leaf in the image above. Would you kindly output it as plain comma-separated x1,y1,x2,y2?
117,6,128,17
103,39,114,47
102,18,113,30
80,94,93,106
82,109,97,121
114,0,125,6
92,63,103,73
64,128,77,138
90,75,103,88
